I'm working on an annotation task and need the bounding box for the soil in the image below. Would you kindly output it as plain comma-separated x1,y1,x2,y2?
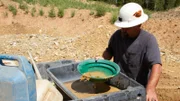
0,0,180,101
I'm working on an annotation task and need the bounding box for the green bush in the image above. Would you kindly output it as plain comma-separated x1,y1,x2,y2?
31,11,35,16
57,8,64,18
19,3,28,11
31,7,36,17
71,10,75,17
8,5,17,16
39,0,49,7
144,9,153,17
88,0,117,5
13,0,23,3
89,11,94,15
39,8,44,16
25,0,36,4
95,6,106,17
48,8,56,18
110,12,118,24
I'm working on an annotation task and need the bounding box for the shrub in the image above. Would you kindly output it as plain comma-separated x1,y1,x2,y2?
19,3,28,11
95,6,106,17
12,0,23,3
71,10,75,17
57,8,64,18
8,5,17,16
39,8,44,16
25,0,36,4
39,0,49,7
89,11,94,15
110,12,117,24
48,8,56,18
31,7,36,17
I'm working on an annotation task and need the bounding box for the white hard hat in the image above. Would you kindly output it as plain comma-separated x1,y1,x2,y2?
114,2,148,28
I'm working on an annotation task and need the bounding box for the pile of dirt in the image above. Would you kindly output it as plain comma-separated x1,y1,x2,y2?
0,0,180,101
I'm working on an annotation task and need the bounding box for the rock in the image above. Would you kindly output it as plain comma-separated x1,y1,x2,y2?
39,29,42,33
54,41,59,46
10,42,17,46
0,1,4,7
34,57,39,62
98,25,103,28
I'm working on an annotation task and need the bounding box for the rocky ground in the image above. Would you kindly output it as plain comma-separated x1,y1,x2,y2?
0,0,180,101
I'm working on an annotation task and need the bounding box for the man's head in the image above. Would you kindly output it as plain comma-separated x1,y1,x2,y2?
114,2,148,28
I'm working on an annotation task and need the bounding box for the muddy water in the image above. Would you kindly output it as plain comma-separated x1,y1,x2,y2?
83,71,109,78
80,71,112,81
63,80,120,99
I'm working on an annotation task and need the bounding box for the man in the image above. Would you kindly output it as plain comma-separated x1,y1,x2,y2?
102,2,162,101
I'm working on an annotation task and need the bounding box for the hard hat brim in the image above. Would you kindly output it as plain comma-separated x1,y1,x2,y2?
114,14,148,28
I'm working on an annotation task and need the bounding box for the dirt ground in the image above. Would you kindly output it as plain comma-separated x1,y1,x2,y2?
0,0,180,101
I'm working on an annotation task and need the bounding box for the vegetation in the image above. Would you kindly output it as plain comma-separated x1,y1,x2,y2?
12,0,23,3
11,0,166,23
7,0,180,26
19,2,29,14
95,6,106,17
71,10,75,18
19,3,28,11
25,0,36,4
48,8,56,18
31,7,36,17
154,0,165,11
8,5,17,16
94,0,180,11
57,8,64,18
89,11,95,15
39,8,44,16
165,0,177,10
175,0,180,7
15,0,118,13
110,12,118,24
3,12,8,18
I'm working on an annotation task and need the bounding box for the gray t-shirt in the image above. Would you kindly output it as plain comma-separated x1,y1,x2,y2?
106,29,161,87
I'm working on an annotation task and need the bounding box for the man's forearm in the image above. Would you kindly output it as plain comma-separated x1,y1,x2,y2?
146,64,162,90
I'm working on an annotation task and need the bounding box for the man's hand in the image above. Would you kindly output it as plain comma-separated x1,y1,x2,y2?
146,88,158,101
146,64,162,101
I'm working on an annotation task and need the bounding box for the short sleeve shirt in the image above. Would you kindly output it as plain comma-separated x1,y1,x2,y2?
106,29,161,87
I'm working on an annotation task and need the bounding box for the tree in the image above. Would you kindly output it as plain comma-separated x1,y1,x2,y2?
175,0,180,7
165,0,176,10
154,0,165,11
146,0,155,10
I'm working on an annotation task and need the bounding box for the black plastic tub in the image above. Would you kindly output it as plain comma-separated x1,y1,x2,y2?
36,60,75,80
46,61,146,101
